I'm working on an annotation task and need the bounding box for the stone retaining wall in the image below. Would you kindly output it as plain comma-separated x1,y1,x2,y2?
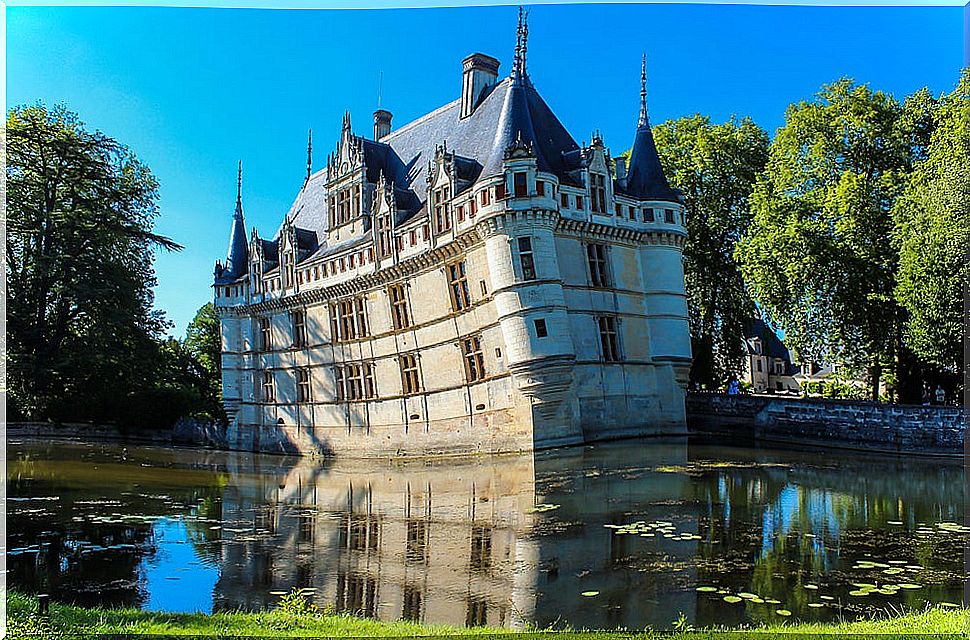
686,393,965,456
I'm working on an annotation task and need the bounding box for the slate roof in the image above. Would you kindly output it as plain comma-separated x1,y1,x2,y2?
623,121,679,202
744,318,797,375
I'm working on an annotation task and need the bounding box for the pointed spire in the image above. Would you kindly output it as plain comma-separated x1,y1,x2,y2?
235,160,243,218
224,160,249,279
511,6,529,85
305,129,313,185
638,53,649,130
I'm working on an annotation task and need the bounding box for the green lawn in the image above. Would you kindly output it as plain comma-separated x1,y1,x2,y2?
5,590,967,638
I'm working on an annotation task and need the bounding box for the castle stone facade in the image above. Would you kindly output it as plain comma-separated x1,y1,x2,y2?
213,17,691,457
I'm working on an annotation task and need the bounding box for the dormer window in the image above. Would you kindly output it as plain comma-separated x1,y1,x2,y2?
513,172,528,198
433,187,452,234
590,174,607,214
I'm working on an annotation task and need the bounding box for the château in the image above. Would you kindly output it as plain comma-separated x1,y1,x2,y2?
213,13,691,456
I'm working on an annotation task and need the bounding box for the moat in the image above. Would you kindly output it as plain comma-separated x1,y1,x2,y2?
7,438,966,630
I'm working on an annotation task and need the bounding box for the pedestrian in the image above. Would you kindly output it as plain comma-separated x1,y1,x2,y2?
934,385,945,406
727,378,740,395
921,387,931,406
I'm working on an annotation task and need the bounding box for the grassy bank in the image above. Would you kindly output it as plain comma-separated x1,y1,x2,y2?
5,590,967,638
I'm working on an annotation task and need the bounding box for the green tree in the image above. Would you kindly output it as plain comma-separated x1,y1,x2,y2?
184,302,224,419
736,79,917,400
894,71,970,382
650,115,769,387
6,103,181,422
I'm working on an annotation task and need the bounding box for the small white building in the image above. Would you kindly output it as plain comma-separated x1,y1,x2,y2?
213,14,692,456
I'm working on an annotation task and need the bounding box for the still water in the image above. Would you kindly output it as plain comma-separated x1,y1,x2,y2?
7,438,966,630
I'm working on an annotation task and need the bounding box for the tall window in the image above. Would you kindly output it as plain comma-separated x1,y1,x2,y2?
586,243,610,287
448,261,471,312
590,173,607,213
517,237,536,281
536,180,546,197
355,298,368,337
297,369,311,403
389,284,411,330
335,363,377,401
575,195,584,210
291,310,307,348
560,193,569,208
259,317,272,351
461,335,486,383
400,353,420,395
513,172,528,198
378,213,393,258
480,188,490,207
597,316,621,362
433,186,452,234
664,208,675,224
262,370,276,402
331,297,369,342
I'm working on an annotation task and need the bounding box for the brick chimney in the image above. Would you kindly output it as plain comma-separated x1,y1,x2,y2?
461,53,500,119
373,109,392,140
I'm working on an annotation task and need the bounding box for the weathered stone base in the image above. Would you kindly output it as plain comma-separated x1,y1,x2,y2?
227,390,687,458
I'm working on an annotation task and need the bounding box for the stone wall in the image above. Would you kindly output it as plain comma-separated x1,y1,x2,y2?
686,393,965,456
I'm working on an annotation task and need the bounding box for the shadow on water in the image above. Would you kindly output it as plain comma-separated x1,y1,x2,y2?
6,437,966,630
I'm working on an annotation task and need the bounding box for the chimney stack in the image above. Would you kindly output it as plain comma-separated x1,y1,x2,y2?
373,109,392,140
615,157,627,187
461,53,500,119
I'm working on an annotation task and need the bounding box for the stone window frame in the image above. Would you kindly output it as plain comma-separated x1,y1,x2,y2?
399,352,421,395
596,315,622,362
447,260,472,312
513,172,528,198
560,192,569,208
334,362,378,401
589,173,607,214
515,236,537,281
296,368,312,403
433,186,453,235
461,334,486,383
534,318,548,338
258,316,272,351
388,283,411,330
586,242,612,288
329,296,370,342
291,309,307,348
261,369,276,402
664,208,676,224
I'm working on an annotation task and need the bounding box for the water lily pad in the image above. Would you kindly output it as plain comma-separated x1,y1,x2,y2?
896,583,922,589
696,586,718,592
808,603,825,608
723,596,742,603
886,521,903,525
581,591,600,597
803,584,818,590
739,592,758,599
851,583,876,589
776,609,792,616
751,597,765,604
820,595,835,601
766,598,782,604
849,590,870,597
883,568,903,575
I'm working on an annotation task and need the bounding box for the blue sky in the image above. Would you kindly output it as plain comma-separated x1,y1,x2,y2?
7,3,965,335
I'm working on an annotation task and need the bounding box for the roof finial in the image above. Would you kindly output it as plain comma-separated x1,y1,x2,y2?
305,129,313,185
520,8,529,77
638,53,649,129
235,160,243,217
512,7,523,82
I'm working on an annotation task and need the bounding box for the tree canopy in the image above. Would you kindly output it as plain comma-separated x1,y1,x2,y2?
6,103,224,426
651,115,769,387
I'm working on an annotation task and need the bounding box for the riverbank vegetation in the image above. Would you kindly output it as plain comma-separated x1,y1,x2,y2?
645,70,969,403
6,104,223,430
6,591,967,638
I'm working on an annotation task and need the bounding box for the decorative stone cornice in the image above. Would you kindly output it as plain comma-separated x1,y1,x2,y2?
557,217,686,248
476,209,558,238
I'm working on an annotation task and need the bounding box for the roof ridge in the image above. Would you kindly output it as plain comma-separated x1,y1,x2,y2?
381,97,463,142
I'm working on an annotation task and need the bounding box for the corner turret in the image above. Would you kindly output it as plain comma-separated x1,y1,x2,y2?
218,161,249,282
624,55,678,202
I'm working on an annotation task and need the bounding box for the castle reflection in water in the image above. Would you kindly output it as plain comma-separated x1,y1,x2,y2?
214,439,698,630
8,438,964,630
